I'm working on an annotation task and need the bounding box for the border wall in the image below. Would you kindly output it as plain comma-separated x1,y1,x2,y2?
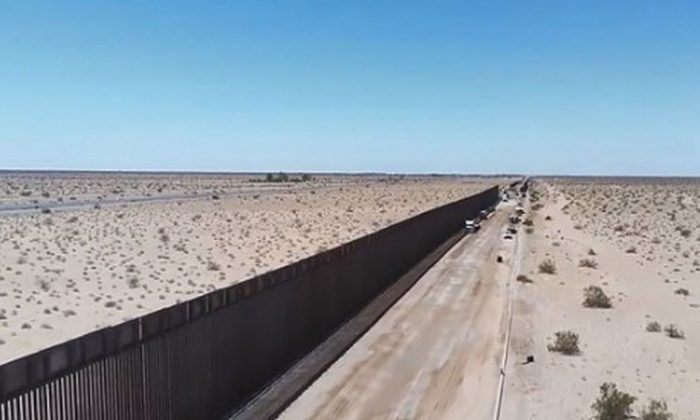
0,185,499,420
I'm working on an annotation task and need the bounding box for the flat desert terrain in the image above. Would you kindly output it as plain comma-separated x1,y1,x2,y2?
503,178,700,419
0,172,503,364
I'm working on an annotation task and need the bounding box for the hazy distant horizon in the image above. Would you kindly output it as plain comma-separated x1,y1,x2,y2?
1,168,699,180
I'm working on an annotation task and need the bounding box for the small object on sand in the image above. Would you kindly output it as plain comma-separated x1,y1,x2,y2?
523,355,535,365
497,256,503,263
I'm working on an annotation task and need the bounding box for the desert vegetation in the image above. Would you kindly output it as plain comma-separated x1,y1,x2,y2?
645,321,662,332
538,259,557,274
579,258,599,269
590,382,673,420
663,324,685,339
547,330,580,355
259,172,313,183
583,285,613,308
506,179,698,418
516,274,533,284
0,173,500,363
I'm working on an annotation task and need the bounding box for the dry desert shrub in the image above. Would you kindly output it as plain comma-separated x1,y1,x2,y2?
547,330,580,355
579,258,599,269
583,285,612,308
588,248,597,256
640,399,673,420
590,382,636,420
525,227,534,234
516,274,533,284
522,218,534,226
664,324,685,339
646,321,661,332
538,259,556,274
674,288,689,296
625,246,637,254
37,279,50,292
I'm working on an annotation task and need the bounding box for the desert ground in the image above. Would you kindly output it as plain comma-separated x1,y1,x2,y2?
503,178,700,419
0,172,504,364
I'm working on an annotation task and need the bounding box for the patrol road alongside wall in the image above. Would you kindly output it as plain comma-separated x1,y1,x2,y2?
0,186,499,420
280,205,517,420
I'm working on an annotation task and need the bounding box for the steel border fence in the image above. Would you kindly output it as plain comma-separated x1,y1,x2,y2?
0,186,499,420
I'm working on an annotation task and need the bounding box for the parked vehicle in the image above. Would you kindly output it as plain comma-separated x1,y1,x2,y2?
465,219,481,233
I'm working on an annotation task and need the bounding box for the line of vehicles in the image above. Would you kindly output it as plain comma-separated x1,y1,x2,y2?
504,204,525,240
466,178,530,237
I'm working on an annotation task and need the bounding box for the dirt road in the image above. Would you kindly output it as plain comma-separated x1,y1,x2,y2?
280,209,517,420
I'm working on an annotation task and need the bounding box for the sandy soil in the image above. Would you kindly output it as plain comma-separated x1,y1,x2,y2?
503,179,700,419
0,173,504,364
281,206,516,420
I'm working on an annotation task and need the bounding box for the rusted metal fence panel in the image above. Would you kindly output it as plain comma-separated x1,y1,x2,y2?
0,186,499,420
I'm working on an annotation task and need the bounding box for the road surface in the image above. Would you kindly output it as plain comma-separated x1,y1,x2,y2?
280,209,518,420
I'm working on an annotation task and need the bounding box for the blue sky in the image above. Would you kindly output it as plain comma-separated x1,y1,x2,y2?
1,1,699,175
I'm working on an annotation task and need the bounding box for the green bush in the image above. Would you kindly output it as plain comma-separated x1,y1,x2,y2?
265,172,290,183
591,383,636,420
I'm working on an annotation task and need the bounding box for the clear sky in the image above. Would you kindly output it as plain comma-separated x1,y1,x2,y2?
1,1,698,175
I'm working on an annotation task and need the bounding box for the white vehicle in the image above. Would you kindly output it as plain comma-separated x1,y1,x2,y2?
465,219,480,233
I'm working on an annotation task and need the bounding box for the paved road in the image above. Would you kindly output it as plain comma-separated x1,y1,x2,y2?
0,184,324,217
280,209,516,420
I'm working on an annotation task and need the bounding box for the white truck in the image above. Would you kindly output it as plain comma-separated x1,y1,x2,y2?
465,219,481,233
